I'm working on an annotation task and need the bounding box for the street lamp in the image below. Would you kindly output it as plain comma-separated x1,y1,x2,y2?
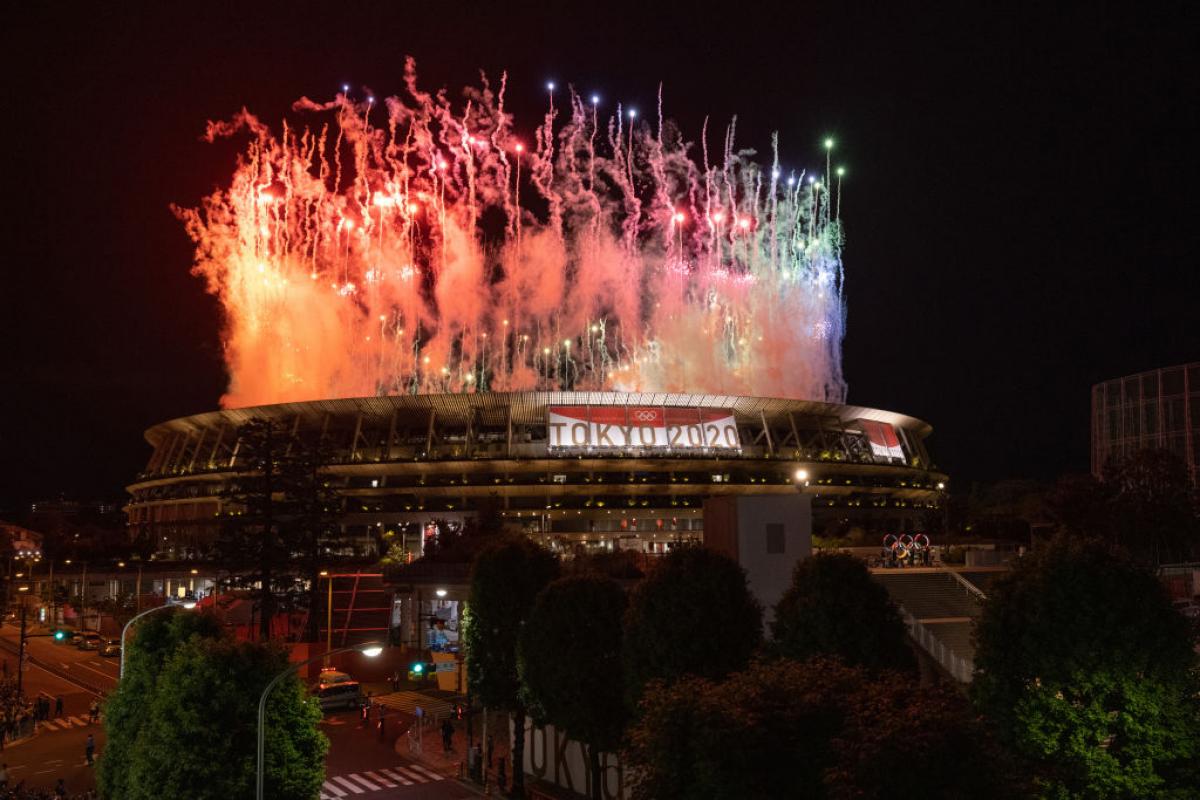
257,642,385,800
119,596,198,678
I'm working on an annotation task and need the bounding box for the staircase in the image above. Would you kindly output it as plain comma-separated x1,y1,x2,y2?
872,569,986,683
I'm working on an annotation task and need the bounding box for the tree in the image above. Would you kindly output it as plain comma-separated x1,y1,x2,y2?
972,535,1200,797
214,419,293,640
465,536,560,796
1103,449,1199,564
100,610,326,800
127,636,326,800
1045,473,1113,539
520,575,627,800
625,657,1011,800
623,546,762,706
215,419,345,641
824,665,1018,799
98,609,225,800
286,435,342,643
771,552,915,671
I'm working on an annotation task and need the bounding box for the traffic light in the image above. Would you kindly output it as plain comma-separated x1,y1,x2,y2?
408,660,433,679
53,629,68,642
411,661,424,675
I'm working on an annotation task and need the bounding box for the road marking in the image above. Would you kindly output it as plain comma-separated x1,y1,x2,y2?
320,781,347,798
72,661,118,683
379,768,412,785
346,774,380,791
392,765,431,783
406,762,444,781
331,776,366,794
364,771,395,788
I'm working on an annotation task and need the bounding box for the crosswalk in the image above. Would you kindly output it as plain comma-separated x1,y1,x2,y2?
371,691,454,720
37,715,94,733
321,763,445,797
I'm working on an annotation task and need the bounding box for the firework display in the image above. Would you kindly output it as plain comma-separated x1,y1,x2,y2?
177,60,847,408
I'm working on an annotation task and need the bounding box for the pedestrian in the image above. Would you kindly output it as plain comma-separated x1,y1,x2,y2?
85,733,95,766
89,699,100,724
377,714,386,741
55,777,67,798
55,696,64,718
441,718,454,754
0,762,8,789
390,669,400,691
359,700,369,727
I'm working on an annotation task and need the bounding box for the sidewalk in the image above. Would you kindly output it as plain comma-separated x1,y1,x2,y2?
393,707,510,787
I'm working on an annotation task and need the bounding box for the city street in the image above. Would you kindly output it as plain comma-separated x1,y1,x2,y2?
0,622,120,695
0,623,474,797
319,710,476,799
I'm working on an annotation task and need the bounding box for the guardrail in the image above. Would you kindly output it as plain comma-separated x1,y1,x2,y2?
947,570,987,602
898,607,975,684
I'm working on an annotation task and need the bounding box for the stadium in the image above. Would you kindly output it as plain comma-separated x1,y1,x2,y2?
125,391,947,561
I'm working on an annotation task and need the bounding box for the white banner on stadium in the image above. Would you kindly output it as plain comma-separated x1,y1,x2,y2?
547,406,740,450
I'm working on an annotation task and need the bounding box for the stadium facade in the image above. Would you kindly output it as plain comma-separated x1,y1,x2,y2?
126,392,947,560
1091,362,1200,487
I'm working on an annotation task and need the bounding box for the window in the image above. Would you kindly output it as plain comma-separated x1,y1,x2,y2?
766,523,785,554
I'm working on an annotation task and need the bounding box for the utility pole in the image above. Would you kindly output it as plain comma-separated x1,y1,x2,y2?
17,604,27,697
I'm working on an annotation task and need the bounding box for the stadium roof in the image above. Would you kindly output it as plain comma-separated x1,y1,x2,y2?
144,392,934,446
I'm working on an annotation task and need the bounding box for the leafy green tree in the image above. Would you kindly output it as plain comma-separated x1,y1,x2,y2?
623,546,762,705
771,552,915,671
99,609,224,800
625,657,1010,800
465,536,560,796
973,535,1200,797
520,575,627,800
126,636,326,800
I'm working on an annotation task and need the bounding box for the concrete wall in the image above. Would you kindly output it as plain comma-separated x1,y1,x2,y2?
703,494,812,627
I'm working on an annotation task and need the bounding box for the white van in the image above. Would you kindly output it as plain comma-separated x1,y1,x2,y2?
315,681,363,712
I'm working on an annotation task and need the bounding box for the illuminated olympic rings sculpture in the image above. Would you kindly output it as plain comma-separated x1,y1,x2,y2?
882,532,932,562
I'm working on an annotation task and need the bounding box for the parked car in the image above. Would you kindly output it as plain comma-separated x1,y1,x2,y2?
315,681,363,712
100,639,122,657
78,632,104,651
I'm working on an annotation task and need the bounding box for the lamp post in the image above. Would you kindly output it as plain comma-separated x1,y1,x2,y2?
257,641,384,800
119,596,197,679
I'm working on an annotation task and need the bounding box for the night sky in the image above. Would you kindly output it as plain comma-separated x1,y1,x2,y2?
4,2,1198,512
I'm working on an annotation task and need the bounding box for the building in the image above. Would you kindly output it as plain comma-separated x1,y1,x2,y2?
126,392,947,561
1091,362,1200,486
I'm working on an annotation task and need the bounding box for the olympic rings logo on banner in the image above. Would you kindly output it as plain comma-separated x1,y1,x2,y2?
632,410,658,422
